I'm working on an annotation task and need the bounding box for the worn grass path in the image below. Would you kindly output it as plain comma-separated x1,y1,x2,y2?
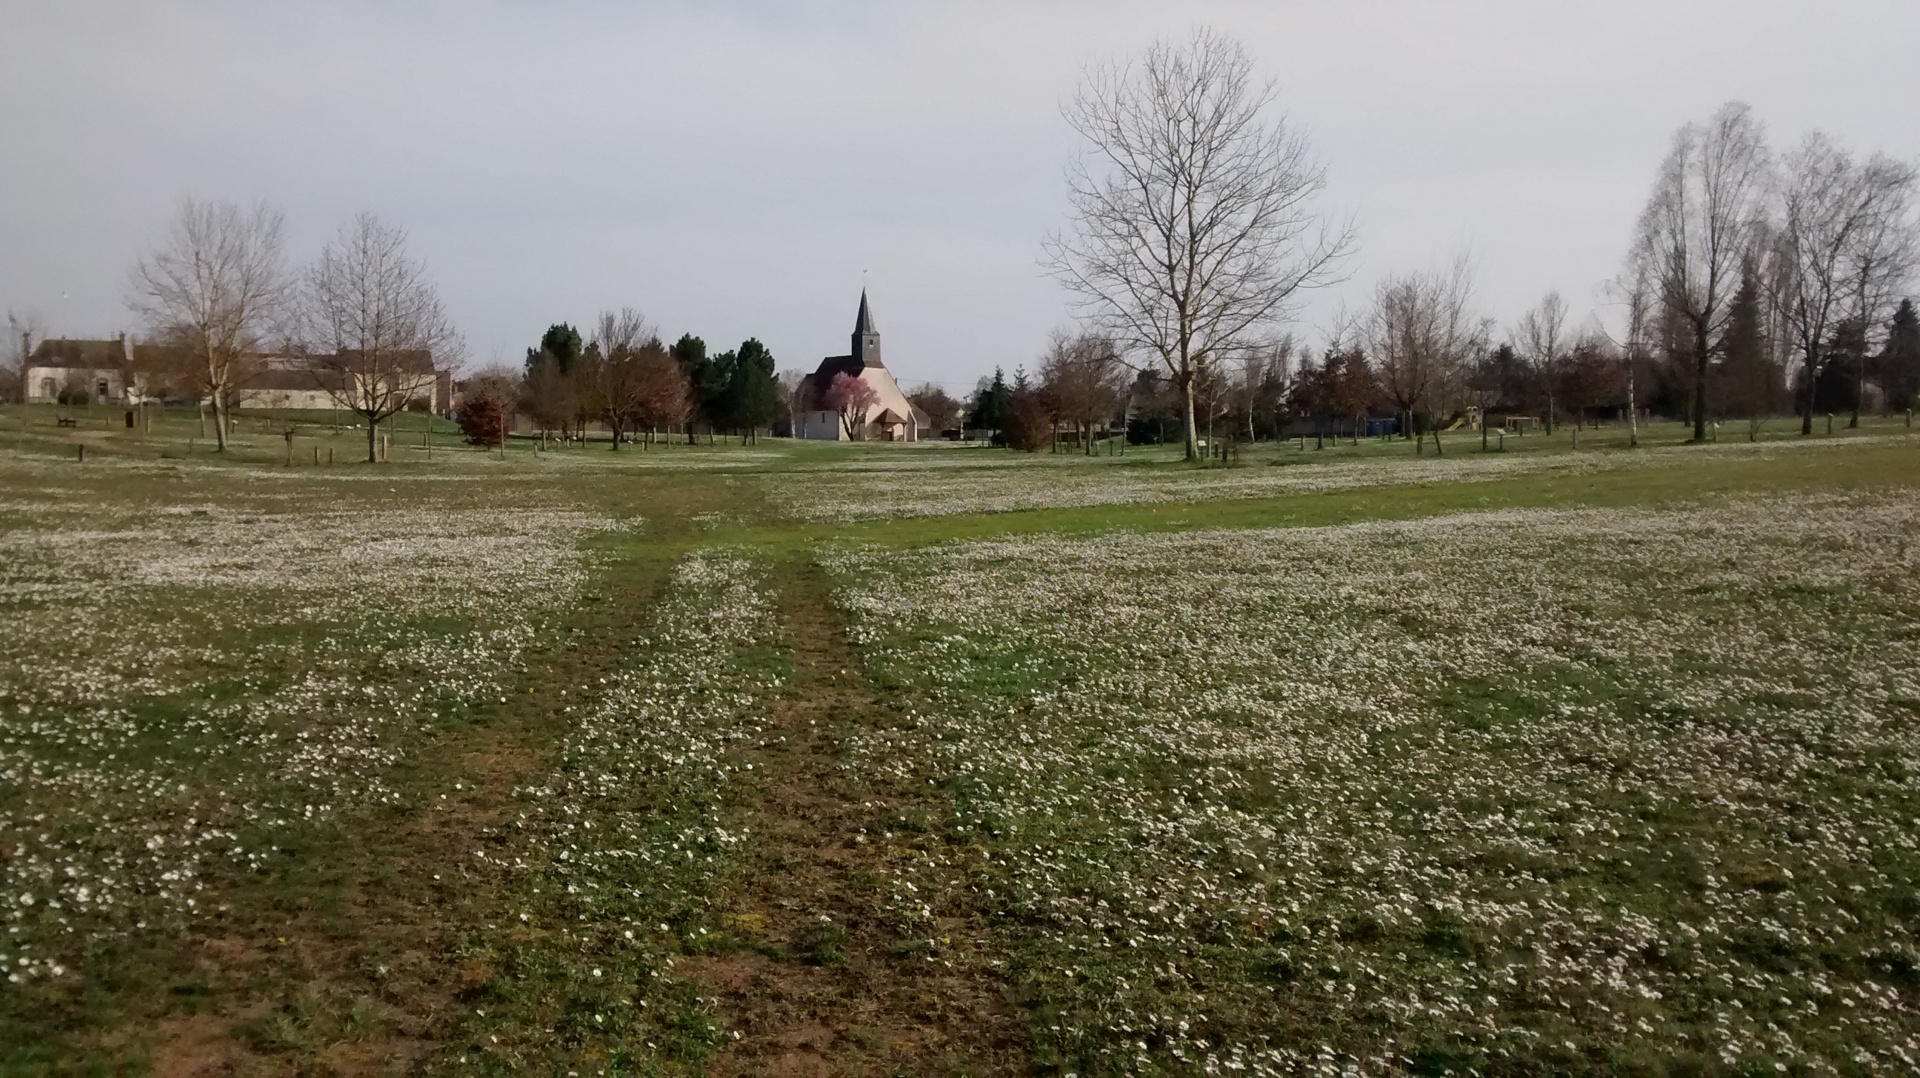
685,550,1023,1075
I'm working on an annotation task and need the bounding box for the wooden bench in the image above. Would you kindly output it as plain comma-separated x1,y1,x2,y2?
56,417,78,428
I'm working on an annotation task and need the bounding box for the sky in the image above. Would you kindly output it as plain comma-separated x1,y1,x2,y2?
3,0,1916,391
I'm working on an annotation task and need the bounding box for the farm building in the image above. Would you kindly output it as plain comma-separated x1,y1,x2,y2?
23,337,159,405
21,336,451,413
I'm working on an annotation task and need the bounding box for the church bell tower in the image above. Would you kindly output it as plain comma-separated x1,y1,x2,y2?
851,290,882,368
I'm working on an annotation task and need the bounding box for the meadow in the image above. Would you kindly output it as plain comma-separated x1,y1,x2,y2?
1,402,1916,1073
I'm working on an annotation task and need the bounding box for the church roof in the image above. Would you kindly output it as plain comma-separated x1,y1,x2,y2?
854,289,876,336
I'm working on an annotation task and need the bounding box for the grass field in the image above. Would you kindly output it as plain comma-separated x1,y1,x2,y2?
2,403,1917,1073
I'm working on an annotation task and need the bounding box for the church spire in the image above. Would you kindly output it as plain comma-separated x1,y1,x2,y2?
853,289,876,336
850,289,882,367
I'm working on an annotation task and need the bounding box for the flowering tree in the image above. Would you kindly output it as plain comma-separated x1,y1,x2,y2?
825,371,877,440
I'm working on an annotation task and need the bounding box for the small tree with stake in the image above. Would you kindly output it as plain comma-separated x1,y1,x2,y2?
300,213,459,463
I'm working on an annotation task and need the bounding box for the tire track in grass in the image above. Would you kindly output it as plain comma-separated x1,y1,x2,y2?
685,551,1024,1076
135,540,669,1074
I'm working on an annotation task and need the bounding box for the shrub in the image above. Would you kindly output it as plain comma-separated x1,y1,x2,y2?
457,395,506,447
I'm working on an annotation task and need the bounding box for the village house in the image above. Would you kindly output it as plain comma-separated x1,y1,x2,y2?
22,337,451,413
23,337,157,405
236,353,451,414
797,292,931,441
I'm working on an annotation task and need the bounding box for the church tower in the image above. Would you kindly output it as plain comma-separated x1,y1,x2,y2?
850,289,882,368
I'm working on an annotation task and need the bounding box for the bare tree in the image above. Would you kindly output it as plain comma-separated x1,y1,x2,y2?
1602,264,1657,448
1039,330,1127,454
5,309,45,403
1044,29,1353,460
1631,102,1771,442
906,384,965,434
300,213,458,463
1840,154,1920,426
1511,291,1570,434
587,308,660,450
778,369,809,436
631,345,693,444
1773,135,1890,433
1369,258,1484,455
128,197,291,449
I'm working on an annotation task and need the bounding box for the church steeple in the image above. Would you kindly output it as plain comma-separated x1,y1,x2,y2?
854,289,876,336
850,289,882,367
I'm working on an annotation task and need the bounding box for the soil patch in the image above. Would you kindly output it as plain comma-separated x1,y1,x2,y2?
686,552,1023,1075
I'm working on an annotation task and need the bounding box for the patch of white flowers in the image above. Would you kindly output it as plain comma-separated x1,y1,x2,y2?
824,491,1920,1072
453,547,782,1064
0,495,616,982
780,434,1916,522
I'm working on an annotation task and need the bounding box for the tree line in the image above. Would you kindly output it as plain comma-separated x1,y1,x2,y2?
1040,31,1919,458
454,318,783,449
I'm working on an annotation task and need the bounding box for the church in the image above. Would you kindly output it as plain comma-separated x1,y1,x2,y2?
796,291,930,441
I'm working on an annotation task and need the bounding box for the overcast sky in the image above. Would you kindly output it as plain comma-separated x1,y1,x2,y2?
4,1,1916,390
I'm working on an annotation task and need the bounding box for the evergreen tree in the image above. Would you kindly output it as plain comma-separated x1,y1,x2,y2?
1874,299,1919,413
725,338,780,441
1720,264,1772,437
525,323,584,374
669,334,722,440
967,367,1011,434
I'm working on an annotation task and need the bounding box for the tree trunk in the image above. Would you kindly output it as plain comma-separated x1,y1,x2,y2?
1692,324,1710,442
1800,350,1817,436
1626,361,1639,448
1851,346,1864,428
366,414,379,463
1181,375,1199,460
1430,413,1444,456
211,393,230,451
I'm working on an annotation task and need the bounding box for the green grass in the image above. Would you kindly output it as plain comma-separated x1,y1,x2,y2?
3,402,1918,1071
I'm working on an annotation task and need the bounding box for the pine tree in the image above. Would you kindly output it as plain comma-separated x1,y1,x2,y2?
1874,299,1919,414
968,367,1012,434
723,338,780,442
1720,264,1771,439
668,334,719,442
525,323,583,374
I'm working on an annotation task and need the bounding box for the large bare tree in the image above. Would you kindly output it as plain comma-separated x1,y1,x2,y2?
1839,154,1919,426
128,197,291,449
1631,102,1771,442
301,214,458,463
1044,29,1353,460
1369,259,1485,455
1770,134,1908,434
1511,290,1571,434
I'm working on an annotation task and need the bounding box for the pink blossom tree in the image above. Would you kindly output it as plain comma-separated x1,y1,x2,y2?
825,371,877,440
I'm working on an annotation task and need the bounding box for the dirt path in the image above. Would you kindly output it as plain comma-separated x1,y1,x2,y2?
685,551,1023,1076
